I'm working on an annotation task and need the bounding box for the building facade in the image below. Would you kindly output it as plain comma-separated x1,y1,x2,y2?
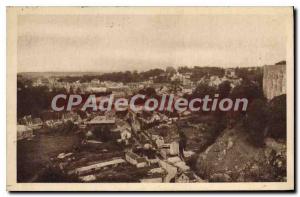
263,61,286,100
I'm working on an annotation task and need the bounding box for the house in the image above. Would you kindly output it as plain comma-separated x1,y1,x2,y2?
182,88,193,95
160,148,169,159
45,119,63,128
175,172,190,183
87,115,115,125
225,68,236,78
175,171,203,183
57,152,73,159
115,127,132,144
149,167,165,174
85,130,94,139
151,135,164,148
19,115,32,125
19,115,43,130
112,91,126,98
167,156,190,172
173,161,190,172
31,118,43,129
146,157,159,164
140,173,163,183
156,86,170,95
176,172,193,183
167,156,181,163
74,158,125,176
17,125,33,141
169,141,179,156
79,123,87,129
181,110,192,117
120,128,131,145
158,160,178,182
125,151,148,168
170,72,193,86
140,167,166,183
86,86,107,93
33,78,49,86
79,174,96,182
136,157,147,168
209,76,223,87
113,119,131,132
167,156,189,169
127,82,140,90
62,112,82,123
160,141,179,158
91,79,100,84
130,115,141,132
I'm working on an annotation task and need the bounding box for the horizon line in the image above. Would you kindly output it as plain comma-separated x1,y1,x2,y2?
17,65,266,74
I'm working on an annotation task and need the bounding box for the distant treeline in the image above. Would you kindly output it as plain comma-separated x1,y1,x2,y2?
56,66,228,84
54,66,263,86
58,68,166,83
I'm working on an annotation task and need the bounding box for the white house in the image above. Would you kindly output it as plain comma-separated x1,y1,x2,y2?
140,174,163,183
74,158,125,176
169,141,179,155
120,128,132,145
17,125,33,140
125,151,147,168
175,171,203,183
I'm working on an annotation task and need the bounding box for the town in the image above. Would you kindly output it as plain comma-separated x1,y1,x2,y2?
16,62,287,183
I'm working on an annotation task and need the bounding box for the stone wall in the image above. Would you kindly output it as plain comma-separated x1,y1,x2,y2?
263,62,286,100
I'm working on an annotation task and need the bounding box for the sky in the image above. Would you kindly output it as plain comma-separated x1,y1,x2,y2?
17,11,290,72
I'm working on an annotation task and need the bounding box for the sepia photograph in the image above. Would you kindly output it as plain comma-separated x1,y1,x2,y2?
6,6,294,191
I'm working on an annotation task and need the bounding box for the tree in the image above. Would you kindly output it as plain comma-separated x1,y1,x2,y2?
93,125,113,142
178,66,192,74
17,80,55,118
230,80,264,103
178,130,187,158
243,99,269,147
190,67,225,81
235,67,263,87
166,66,176,76
218,80,231,98
138,87,157,97
141,68,165,80
170,79,181,93
268,95,286,139
192,83,217,98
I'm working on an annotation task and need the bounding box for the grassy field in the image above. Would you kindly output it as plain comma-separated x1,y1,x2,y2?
17,132,81,182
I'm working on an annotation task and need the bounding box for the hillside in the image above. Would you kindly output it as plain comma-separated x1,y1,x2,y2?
195,125,286,182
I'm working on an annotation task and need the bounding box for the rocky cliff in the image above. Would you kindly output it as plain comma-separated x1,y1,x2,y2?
195,125,286,182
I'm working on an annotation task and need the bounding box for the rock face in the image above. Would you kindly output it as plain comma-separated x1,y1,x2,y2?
195,127,286,182
263,61,286,100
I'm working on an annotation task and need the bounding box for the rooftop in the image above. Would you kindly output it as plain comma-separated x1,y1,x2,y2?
88,116,115,124
75,158,125,173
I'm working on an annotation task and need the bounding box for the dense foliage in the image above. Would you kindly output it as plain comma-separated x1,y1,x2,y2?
17,77,67,119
